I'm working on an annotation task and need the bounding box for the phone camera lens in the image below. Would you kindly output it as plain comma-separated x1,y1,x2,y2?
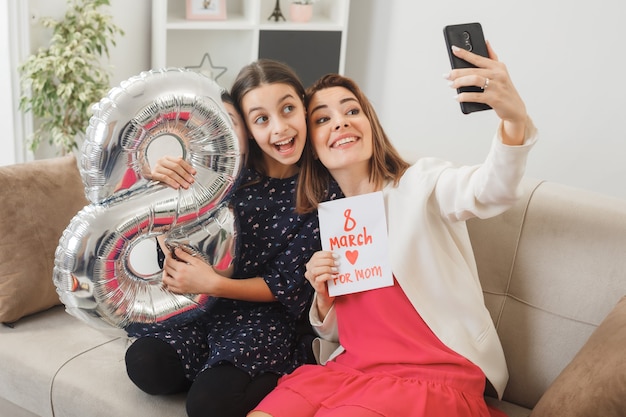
461,31,473,51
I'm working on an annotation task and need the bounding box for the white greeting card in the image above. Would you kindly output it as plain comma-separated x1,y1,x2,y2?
318,191,393,297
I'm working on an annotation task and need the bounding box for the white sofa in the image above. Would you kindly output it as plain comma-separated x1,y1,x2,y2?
1,155,626,417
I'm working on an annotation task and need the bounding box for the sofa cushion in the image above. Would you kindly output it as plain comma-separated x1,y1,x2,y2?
0,156,87,323
530,296,626,417
1,305,187,417
0,306,117,417
471,180,626,409
51,327,187,417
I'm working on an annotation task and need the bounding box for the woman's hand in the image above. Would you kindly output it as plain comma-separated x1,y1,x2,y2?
304,251,338,320
161,247,223,294
149,156,197,189
445,42,528,145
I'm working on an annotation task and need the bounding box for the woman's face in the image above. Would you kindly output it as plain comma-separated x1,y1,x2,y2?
307,86,373,174
240,83,307,177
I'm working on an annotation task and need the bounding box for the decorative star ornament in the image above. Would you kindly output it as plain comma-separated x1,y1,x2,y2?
186,52,227,82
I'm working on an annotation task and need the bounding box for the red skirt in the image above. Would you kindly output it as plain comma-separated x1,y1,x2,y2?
254,279,507,417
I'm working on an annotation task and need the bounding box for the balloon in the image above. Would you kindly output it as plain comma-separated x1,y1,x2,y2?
52,68,246,336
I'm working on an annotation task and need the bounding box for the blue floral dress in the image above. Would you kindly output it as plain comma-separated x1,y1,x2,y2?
128,167,339,380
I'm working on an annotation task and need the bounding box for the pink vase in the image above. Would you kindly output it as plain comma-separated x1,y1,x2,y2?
289,3,313,23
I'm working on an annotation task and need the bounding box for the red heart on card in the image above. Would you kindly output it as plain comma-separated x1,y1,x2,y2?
345,250,359,265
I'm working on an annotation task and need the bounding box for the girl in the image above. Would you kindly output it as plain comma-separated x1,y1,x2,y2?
249,44,537,417
125,60,340,417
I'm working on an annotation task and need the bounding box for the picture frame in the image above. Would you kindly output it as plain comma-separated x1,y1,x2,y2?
186,0,227,21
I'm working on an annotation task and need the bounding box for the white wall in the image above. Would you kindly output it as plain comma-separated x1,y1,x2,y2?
345,0,626,200
8,0,626,199
1,2,18,166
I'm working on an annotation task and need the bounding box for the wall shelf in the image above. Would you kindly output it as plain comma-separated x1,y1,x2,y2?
151,0,350,88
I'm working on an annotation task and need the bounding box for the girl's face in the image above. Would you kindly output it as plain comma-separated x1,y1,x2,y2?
307,86,373,174
240,83,307,178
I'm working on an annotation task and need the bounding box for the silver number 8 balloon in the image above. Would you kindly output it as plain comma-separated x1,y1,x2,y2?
52,68,246,336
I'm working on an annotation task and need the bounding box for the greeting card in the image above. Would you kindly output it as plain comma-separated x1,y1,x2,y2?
318,191,393,296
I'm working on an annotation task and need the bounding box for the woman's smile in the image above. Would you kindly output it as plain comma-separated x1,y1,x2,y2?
330,134,359,149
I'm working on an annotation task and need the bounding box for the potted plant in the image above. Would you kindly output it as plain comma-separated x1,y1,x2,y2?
18,0,124,155
289,0,314,23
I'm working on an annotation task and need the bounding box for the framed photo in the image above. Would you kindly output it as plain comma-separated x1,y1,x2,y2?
186,0,227,21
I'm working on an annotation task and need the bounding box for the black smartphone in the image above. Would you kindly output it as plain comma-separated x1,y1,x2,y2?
443,23,491,114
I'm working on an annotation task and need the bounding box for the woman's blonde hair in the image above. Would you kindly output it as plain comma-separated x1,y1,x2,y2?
296,74,410,213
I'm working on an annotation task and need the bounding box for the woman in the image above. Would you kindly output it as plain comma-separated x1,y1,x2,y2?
249,44,536,416
125,60,340,417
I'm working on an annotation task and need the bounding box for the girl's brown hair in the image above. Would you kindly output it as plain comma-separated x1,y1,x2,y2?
296,74,410,213
230,59,306,175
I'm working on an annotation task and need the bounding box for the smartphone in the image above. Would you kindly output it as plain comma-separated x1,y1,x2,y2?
443,23,491,114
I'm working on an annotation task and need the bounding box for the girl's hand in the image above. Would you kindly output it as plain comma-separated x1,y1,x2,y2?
445,42,528,145
149,156,197,189
304,251,338,318
161,247,222,294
